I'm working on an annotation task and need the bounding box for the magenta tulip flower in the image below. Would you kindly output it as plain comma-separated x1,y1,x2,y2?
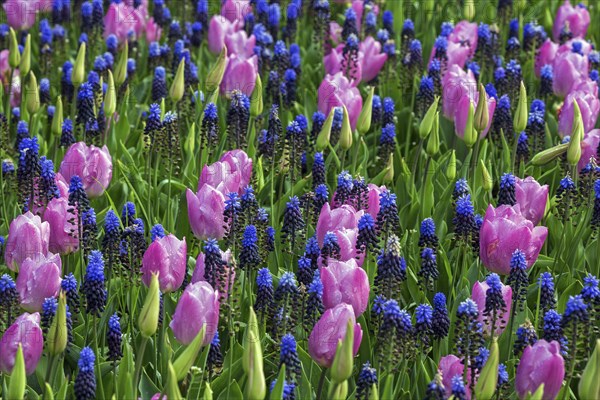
3,0,40,30
552,50,589,97
208,15,242,54
514,177,549,226
359,37,388,82
535,40,558,77
558,88,599,137
4,211,50,272
145,17,162,42
104,2,144,42
220,54,259,96
198,161,242,196
186,185,227,241
316,203,361,245
170,281,220,346
16,253,62,312
454,91,496,139
471,279,513,336
448,21,478,57
318,72,363,130
366,184,385,219
141,234,187,293
192,250,235,300
43,197,79,255
515,340,565,400
327,21,343,48
480,204,548,275
321,259,369,317
221,0,251,22
220,149,253,192
0,313,43,375
579,129,600,171
442,65,478,120
438,354,471,399
59,142,113,198
553,0,590,42
224,30,256,59
308,303,363,368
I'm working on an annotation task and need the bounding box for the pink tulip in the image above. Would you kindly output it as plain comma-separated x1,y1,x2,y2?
556,39,593,57
552,50,589,97
220,54,258,96
192,250,235,300
327,22,343,48
170,281,220,346
553,0,590,42
438,355,471,399
59,142,113,198
221,0,251,23
198,161,242,195
4,211,50,272
323,45,344,76
308,303,363,368
514,177,549,225
535,40,559,77
454,92,496,139
186,185,227,240
43,197,79,255
558,88,599,137
0,313,43,375
224,30,256,59
321,259,369,317
3,0,40,30
448,21,478,57
471,280,513,336
579,129,600,171
316,203,361,246
104,1,147,42
480,204,548,275
515,340,565,400
220,149,253,191
54,172,70,198
145,17,162,42
141,234,187,293
208,15,242,54
0,50,9,82
9,70,21,108
359,37,388,82
16,253,62,312
442,65,478,120
365,184,385,218
318,72,363,130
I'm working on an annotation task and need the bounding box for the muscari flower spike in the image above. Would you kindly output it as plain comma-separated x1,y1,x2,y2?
432,292,450,340
81,250,107,316
538,271,557,314
514,320,537,357
280,334,301,384
75,347,96,400
356,362,378,400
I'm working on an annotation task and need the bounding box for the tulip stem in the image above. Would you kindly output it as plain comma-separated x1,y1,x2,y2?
134,336,149,395
44,354,56,389
316,367,327,400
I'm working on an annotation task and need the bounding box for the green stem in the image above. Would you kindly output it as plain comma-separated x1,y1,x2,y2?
133,336,149,395
315,368,327,400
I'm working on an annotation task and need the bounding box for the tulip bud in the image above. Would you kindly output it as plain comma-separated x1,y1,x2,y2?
8,344,26,400
474,84,489,133
172,323,206,381
514,81,528,133
339,105,353,150
331,319,355,383
20,34,31,77
369,384,379,400
426,112,440,156
166,361,183,400
170,58,186,102
463,100,476,147
8,28,20,68
316,108,335,150
446,150,457,180
52,97,64,136
567,100,583,166
47,293,68,356
419,96,439,139
383,154,394,183
530,143,569,165
243,307,260,372
71,43,86,85
114,41,128,87
44,383,54,400
464,0,475,20
479,160,493,191
475,339,499,400
244,330,266,400
579,339,600,400
26,71,40,114
104,70,117,116
206,47,228,93
203,383,213,400
250,73,263,117
357,87,374,135
138,273,160,337
328,381,348,400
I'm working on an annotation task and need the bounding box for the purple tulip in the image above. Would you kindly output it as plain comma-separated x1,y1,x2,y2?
480,204,548,275
515,340,565,400
170,281,220,346
0,313,43,375
430,21,478,70
366,184,385,219
208,15,243,54
3,0,40,30
4,211,50,272
192,250,235,300
224,29,256,60
59,142,113,198
324,37,387,86
16,253,62,312
316,203,361,245
308,303,363,368
579,129,600,171
535,39,558,77
552,50,589,97
442,65,478,120
454,91,496,139
141,234,187,293
515,177,549,226
186,185,227,241
104,1,148,43
220,150,253,193
321,259,369,317
327,21,343,48
471,280,513,336
198,161,243,196
220,54,259,97
553,0,590,42
220,0,251,23
43,197,79,255
437,354,471,399
318,72,363,130
558,87,599,137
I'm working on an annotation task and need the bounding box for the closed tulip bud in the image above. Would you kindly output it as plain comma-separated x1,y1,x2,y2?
206,47,228,93
579,339,600,400
20,34,31,77
479,160,493,192
8,344,26,400
166,362,183,400
104,70,117,116
52,97,64,136
114,42,128,86
420,96,439,139
8,28,20,68
531,143,569,166
464,0,475,20
357,87,374,135
26,71,40,114
383,154,394,183
475,339,499,400
250,73,263,117
244,330,266,400
339,105,353,150
331,319,355,383
316,108,335,151
47,293,68,356
172,324,206,381
138,273,160,337
170,58,186,102
446,151,456,180
184,123,196,159
474,85,489,133
44,383,54,400
203,383,213,400
243,307,260,373
567,101,583,166
426,112,440,156
328,381,348,400
369,384,379,400
463,100,476,147
514,81,528,133
72,43,86,85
